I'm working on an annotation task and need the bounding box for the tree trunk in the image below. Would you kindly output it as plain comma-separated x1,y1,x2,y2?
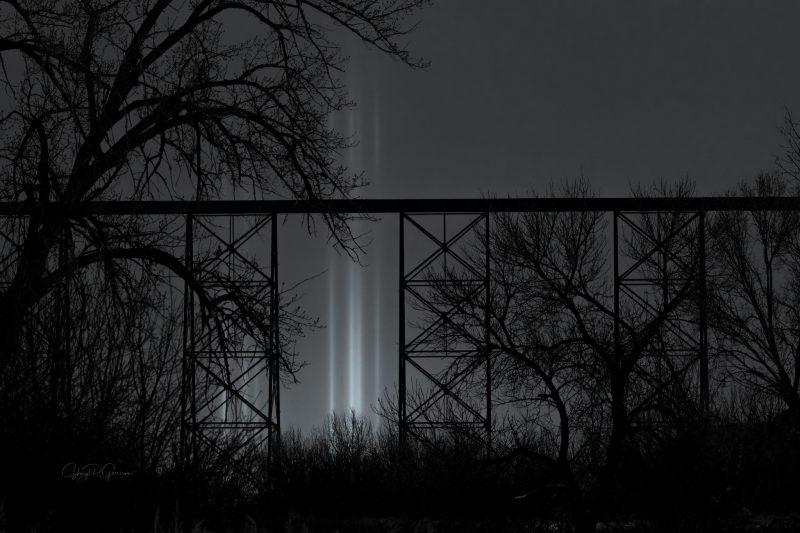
596,375,628,518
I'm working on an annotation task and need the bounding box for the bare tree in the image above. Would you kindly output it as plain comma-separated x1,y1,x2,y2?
778,109,800,182
708,172,800,421
421,179,705,530
0,4,429,529
0,0,428,362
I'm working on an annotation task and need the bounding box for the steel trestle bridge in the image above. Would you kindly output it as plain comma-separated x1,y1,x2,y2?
3,196,798,481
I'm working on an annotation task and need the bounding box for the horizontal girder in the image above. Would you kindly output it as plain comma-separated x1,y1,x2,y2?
2,196,800,215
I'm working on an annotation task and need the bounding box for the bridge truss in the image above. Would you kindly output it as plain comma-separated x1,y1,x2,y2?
1,196,797,478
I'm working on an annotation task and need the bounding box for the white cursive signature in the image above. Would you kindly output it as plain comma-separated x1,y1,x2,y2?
61,462,133,482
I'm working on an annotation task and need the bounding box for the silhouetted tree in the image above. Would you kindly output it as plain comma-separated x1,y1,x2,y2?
0,0,428,362
0,258,190,530
708,173,800,421
779,109,800,182
0,2,429,530
421,179,705,530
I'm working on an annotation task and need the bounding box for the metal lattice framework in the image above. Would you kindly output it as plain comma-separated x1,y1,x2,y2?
613,210,709,414
181,213,280,490
399,211,492,448
2,196,798,475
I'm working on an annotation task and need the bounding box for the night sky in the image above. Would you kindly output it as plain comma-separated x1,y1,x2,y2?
278,0,800,433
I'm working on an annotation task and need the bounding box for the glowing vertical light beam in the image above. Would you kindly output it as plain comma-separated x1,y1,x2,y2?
374,89,381,179
328,257,336,413
373,249,381,426
348,260,356,411
355,264,363,412
372,87,382,427
347,76,358,415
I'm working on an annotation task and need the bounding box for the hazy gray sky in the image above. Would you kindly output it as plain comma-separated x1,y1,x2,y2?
279,0,800,433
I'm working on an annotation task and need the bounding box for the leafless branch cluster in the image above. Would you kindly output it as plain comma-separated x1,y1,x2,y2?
406,174,800,529
0,0,428,362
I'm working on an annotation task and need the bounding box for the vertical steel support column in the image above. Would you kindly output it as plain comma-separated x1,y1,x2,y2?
484,212,492,449
613,212,621,363
268,212,280,465
401,211,495,449
398,212,407,449
180,213,276,490
698,210,709,415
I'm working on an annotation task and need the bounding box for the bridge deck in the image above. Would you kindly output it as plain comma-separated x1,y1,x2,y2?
1,196,799,215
